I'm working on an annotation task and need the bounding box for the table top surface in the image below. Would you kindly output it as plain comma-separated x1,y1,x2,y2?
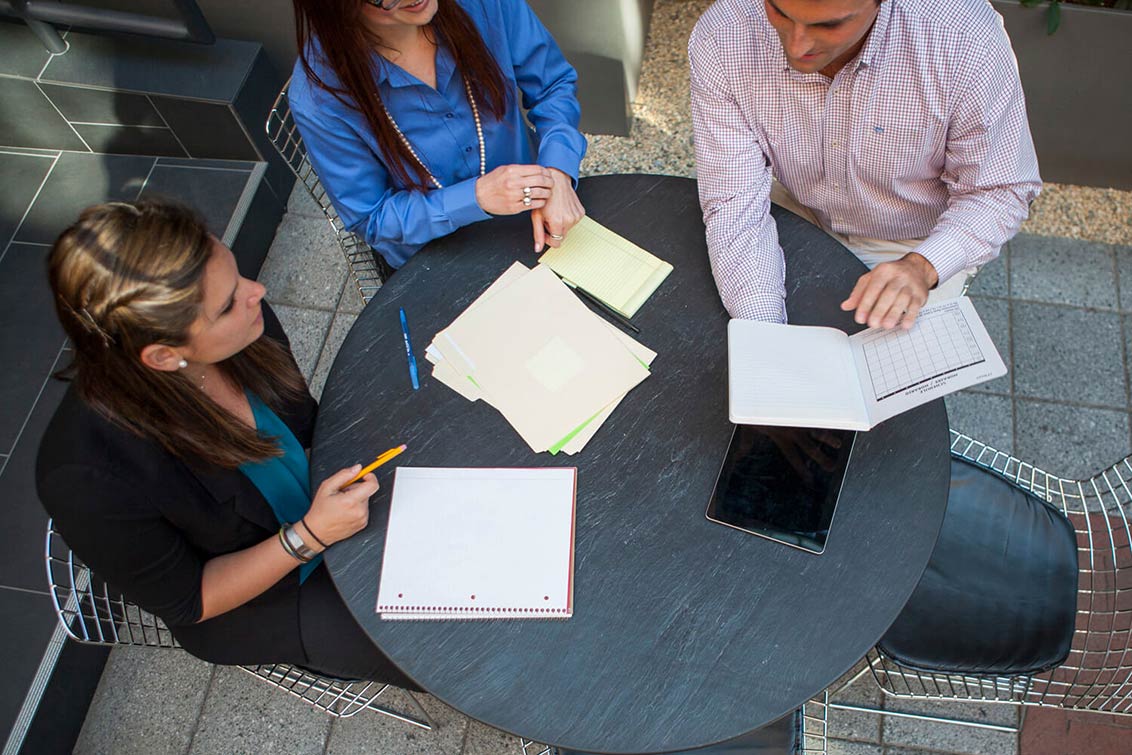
311,174,950,754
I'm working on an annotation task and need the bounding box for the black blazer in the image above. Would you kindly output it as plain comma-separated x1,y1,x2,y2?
36,305,321,666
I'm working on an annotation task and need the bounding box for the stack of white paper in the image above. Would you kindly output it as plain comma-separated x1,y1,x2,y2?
426,262,656,454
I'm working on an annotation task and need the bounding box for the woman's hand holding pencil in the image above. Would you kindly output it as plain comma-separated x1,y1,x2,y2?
302,446,405,550
344,444,406,487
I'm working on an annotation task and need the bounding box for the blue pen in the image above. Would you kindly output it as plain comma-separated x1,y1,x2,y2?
399,307,419,390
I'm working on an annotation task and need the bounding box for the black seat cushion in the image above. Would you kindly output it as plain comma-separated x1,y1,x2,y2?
878,458,1078,676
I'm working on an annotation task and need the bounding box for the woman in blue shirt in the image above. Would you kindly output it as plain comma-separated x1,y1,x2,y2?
290,0,589,268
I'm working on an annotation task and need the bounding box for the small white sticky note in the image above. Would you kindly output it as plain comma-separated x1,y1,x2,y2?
524,336,585,393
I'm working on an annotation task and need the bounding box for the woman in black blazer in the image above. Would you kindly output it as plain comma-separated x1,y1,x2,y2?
37,199,417,686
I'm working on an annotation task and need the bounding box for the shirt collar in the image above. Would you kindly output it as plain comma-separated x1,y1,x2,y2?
856,0,894,70
372,44,455,91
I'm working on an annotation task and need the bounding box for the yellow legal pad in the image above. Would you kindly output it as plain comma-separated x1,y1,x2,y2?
539,217,673,318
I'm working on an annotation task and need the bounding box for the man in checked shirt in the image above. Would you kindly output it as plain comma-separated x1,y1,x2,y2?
689,0,1041,329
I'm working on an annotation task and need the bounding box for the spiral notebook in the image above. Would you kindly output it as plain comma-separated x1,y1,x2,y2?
376,467,577,620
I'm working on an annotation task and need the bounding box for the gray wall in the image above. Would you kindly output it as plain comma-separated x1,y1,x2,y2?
993,0,1131,189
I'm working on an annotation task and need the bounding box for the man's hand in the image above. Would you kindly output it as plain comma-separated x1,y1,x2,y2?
840,253,939,330
531,168,585,252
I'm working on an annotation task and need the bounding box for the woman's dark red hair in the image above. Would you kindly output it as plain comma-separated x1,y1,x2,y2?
294,0,510,190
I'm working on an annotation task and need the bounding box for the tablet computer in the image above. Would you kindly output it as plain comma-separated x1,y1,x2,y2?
705,424,856,554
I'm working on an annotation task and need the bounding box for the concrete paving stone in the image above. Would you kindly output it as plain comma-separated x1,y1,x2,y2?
325,690,468,755
826,664,884,743
827,739,884,755
271,303,334,382
461,718,527,755
1009,235,1117,310
310,310,357,401
1011,302,1126,408
1116,247,1132,312
187,665,332,755
881,697,1018,755
258,210,347,311
964,296,1011,395
74,647,213,755
336,272,369,315
1014,399,1130,480
967,248,1008,299
943,392,1014,455
287,182,325,219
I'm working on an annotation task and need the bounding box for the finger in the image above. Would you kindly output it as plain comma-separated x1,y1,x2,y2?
841,273,870,314
531,212,546,252
323,464,363,491
881,292,912,330
342,472,379,494
901,298,925,330
868,285,903,329
852,277,886,326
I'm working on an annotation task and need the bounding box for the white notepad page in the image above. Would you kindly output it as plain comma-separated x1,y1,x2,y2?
377,467,576,620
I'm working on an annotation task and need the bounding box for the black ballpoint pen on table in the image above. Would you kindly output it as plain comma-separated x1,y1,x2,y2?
558,277,641,334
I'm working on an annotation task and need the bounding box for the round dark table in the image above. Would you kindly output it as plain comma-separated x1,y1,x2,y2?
312,175,950,754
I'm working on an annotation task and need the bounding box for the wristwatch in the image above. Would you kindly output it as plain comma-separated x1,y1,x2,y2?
280,524,318,562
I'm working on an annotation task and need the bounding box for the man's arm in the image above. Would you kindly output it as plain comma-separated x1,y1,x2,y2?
689,27,786,323
846,19,1040,329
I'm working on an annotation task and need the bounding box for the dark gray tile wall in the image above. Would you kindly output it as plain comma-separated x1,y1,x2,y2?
71,124,188,158
0,19,53,79
150,97,259,161
0,151,56,247
0,590,59,739
140,163,256,238
36,83,165,127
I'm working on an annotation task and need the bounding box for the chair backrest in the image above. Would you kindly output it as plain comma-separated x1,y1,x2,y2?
264,80,389,304
45,520,178,648
870,431,1132,715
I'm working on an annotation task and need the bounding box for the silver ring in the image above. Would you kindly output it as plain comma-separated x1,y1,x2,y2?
522,196,532,207
548,233,564,240
522,186,532,197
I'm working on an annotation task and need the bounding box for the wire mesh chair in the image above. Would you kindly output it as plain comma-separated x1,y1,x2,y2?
264,78,394,307
45,520,432,727
831,430,1132,732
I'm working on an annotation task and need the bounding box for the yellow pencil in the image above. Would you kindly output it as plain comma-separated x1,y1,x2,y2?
344,444,406,486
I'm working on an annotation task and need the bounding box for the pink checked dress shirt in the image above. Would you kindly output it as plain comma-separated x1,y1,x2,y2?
689,0,1041,323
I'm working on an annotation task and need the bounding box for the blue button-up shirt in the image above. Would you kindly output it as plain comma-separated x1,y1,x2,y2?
289,0,587,268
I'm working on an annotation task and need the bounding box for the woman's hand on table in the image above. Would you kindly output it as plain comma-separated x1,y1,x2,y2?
531,168,585,252
475,164,553,216
303,465,378,548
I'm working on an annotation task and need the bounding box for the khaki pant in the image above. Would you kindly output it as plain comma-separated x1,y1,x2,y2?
769,182,975,302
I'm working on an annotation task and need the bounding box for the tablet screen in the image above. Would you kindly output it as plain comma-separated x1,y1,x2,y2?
705,425,856,554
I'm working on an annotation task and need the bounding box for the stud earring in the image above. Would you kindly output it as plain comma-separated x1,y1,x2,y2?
178,359,188,369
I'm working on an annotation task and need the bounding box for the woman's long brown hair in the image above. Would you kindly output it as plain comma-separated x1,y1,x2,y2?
48,200,307,469
293,0,509,190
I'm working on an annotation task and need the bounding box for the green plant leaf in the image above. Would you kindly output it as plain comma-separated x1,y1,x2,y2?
1047,0,1061,35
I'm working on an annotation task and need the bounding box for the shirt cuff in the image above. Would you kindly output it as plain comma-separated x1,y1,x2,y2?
443,176,492,225
537,139,583,186
913,233,972,290
728,292,788,324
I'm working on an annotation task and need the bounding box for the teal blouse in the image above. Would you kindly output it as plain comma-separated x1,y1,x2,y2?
239,393,320,583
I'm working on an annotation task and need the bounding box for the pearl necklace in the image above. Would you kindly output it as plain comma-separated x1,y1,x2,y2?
381,77,484,190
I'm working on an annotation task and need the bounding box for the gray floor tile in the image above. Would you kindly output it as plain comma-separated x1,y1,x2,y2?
965,297,1010,395
1011,302,1126,408
828,740,884,755
881,698,1017,755
271,304,334,382
257,210,347,311
1009,235,1117,310
337,276,369,315
325,690,468,755
967,247,1008,299
1014,398,1130,479
1117,247,1132,312
287,182,325,218
188,665,331,755
310,311,358,401
461,719,526,755
75,647,213,755
827,663,884,743
944,392,1013,454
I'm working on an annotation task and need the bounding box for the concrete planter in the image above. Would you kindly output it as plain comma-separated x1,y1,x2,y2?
993,1,1132,189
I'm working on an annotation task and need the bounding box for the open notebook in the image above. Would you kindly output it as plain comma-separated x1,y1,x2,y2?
376,467,577,620
728,297,1006,431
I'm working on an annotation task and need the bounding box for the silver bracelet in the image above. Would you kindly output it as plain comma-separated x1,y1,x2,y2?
280,525,317,562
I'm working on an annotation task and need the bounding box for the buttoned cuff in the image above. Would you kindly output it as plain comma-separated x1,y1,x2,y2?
913,233,972,290
537,139,583,187
444,176,492,224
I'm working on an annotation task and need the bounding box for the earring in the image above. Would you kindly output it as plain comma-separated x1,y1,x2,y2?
178,359,188,369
